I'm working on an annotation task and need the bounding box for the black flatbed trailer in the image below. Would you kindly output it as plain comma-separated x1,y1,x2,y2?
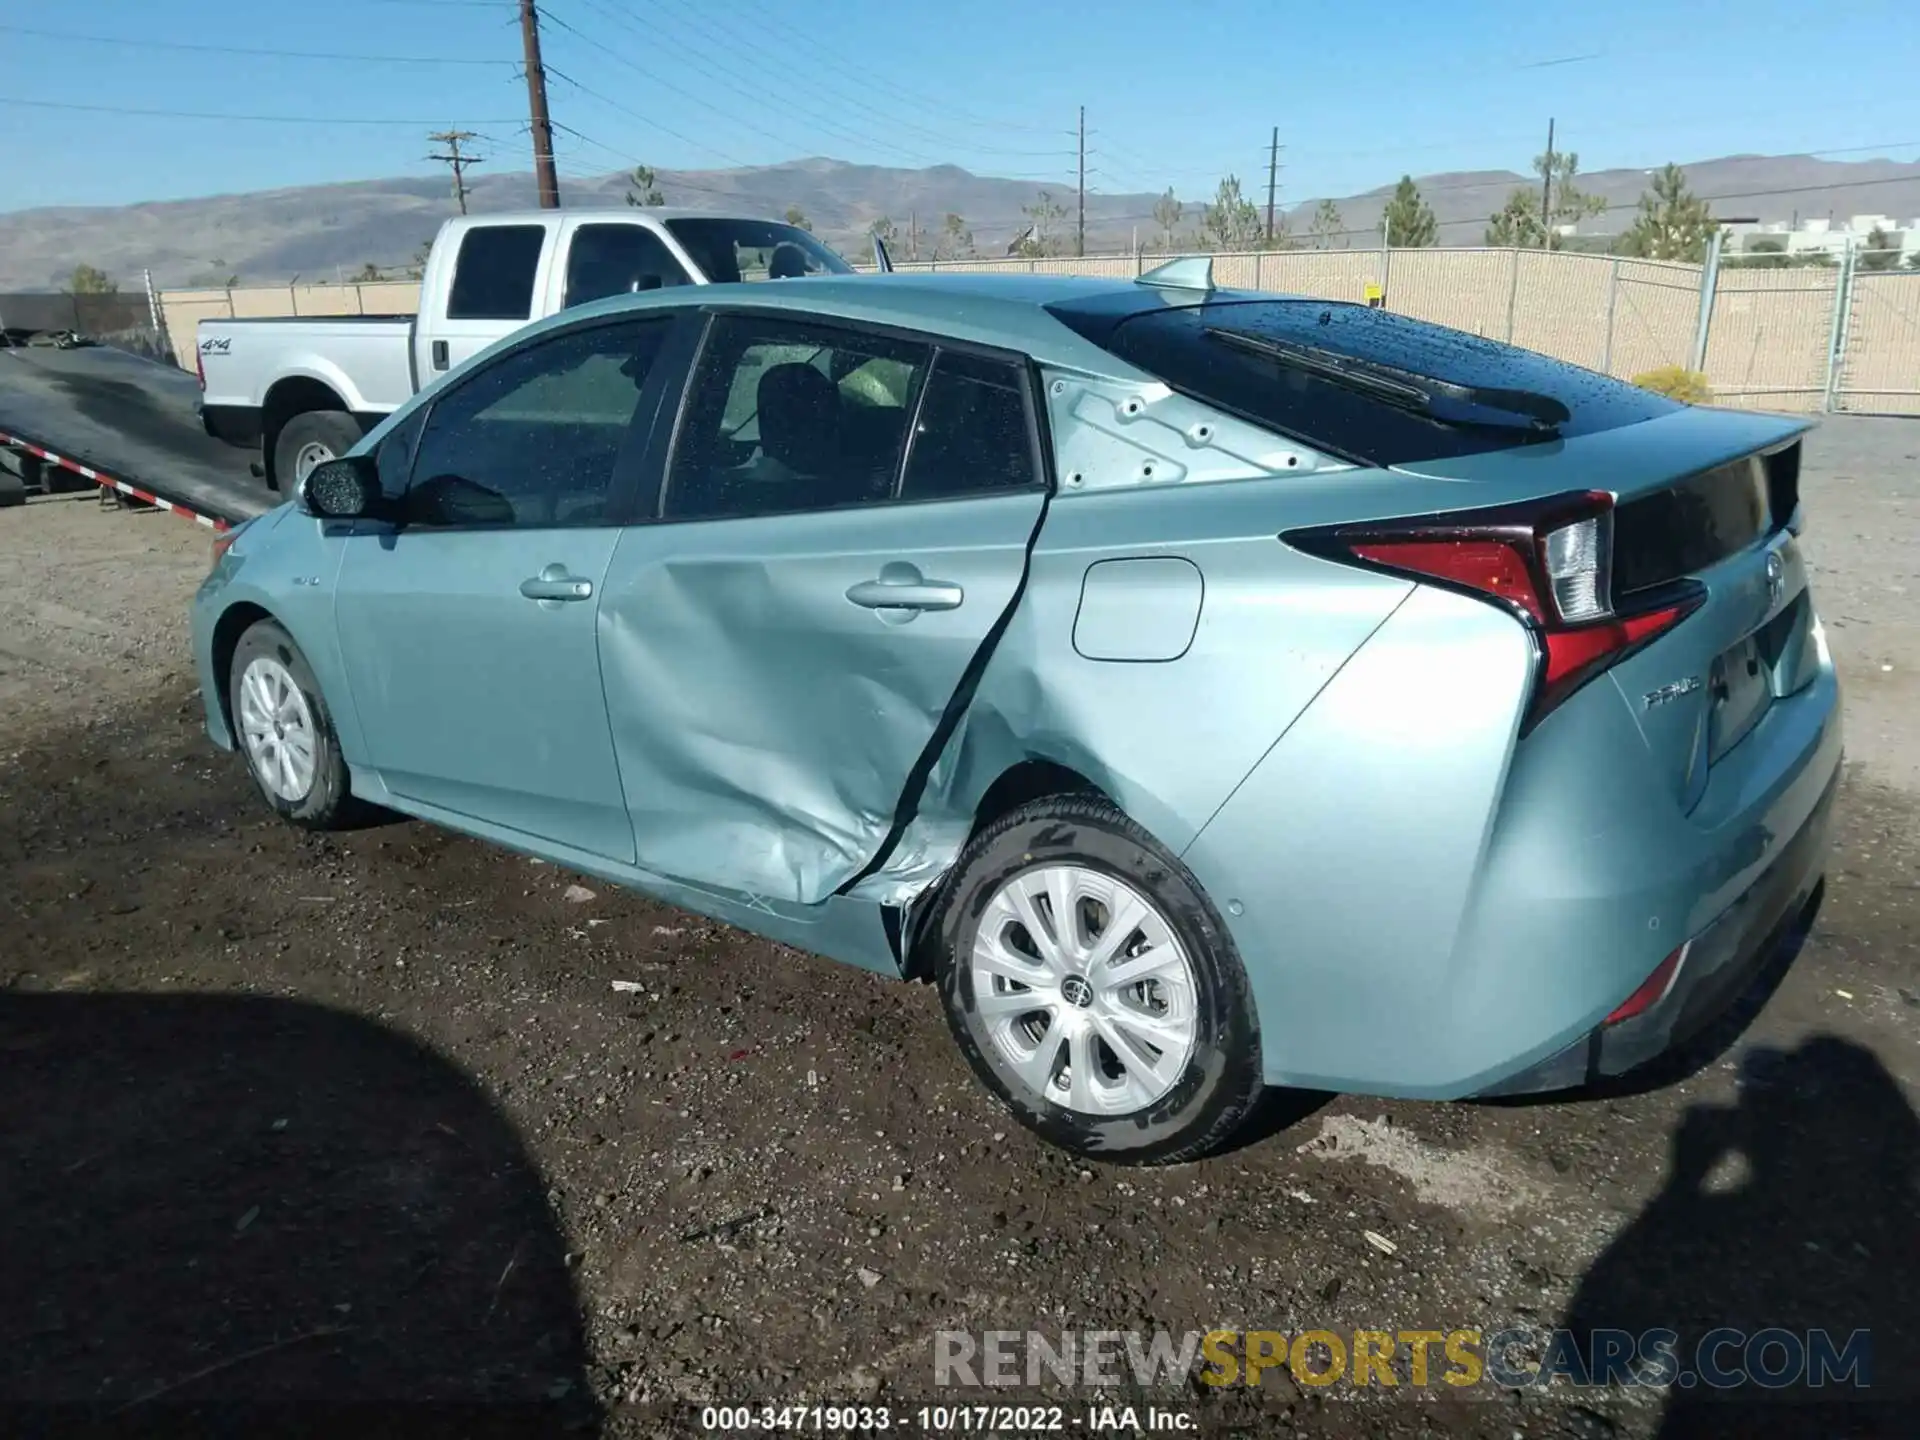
0,341,275,528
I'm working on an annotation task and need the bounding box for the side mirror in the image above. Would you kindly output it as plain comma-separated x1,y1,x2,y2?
299,455,391,522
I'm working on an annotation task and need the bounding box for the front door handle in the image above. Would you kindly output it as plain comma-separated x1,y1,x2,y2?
431,339,449,370
520,563,594,603
846,567,964,613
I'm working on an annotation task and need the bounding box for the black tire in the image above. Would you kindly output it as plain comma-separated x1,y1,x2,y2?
272,411,363,491
227,618,368,830
930,794,1264,1165
0,468,24,508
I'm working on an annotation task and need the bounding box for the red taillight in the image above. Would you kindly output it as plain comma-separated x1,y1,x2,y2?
195,346,206,390
1294,490,1703,729
1606,943,1688,1024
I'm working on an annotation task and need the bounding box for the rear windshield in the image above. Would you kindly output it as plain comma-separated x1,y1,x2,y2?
1047,297,1679,467
662,219,854,285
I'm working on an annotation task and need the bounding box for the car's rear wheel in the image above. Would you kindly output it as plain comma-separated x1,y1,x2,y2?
931,795,1264,1164
273,411,363,490
228,618,365,829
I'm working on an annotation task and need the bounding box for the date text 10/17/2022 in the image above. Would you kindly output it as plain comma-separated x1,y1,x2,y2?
697,1404,1194,1432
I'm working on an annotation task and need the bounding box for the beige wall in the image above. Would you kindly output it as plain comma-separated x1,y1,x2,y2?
161,250,1916,415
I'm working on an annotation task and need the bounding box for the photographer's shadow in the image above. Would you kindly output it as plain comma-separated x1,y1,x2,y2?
1562,1036,1919,1438
0,993,598,1438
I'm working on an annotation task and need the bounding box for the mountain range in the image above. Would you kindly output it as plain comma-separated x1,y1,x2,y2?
2,152,1917,292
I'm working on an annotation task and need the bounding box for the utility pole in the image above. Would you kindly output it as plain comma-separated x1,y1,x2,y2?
1539,116,1555,249
426,129,484,214
519,0,561,209
909,210,918,262
1076,105,1086,258
1266,126,1280,242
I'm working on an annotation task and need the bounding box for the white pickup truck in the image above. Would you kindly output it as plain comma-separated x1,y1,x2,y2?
196,208,860,486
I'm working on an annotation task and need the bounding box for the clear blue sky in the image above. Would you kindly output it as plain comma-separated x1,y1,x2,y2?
2,0,1916,224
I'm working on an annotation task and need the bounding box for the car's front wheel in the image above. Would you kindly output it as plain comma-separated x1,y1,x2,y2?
932,795,1264,1164
228,618,366,829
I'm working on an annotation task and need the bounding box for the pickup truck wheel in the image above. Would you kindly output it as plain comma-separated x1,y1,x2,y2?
274,412,364,489
229,618,368,830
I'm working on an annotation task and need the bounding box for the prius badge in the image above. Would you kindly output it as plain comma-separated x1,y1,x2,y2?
1644,676,1704,709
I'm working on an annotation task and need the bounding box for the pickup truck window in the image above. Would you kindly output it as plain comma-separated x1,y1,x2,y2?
447,224,548,322
402,317,671,529
663,219,853,284
564,224,691,308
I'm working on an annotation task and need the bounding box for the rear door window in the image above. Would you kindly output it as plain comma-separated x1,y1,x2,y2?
664,315,929,521
447,224,547,321
901,351,1039,500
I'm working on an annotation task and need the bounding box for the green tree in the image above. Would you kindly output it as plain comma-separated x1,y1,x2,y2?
1618,164,1717,262
353,262,383,282
1859,226,1901,272
626,164,665,207
1308,199,1345,248
870,216,901,254
1380,176,1438,247
1015,190,1068,257
1152,188,1182,248
1201,174,1264,250
68,264,117,294
937,212,974,260
1727,237,1791,270
1485,152,1604,248
783,205,812,233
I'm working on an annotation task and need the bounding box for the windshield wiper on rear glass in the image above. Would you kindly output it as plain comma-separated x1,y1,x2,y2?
1203,325,1570,435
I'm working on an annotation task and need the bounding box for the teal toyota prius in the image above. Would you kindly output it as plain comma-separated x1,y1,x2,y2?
192,263,1842,1163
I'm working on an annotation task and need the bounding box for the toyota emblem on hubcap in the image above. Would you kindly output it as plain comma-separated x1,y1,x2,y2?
1060,974,1094,1008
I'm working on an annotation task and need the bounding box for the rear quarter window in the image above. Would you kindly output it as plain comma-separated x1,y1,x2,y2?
1048,297,1680,467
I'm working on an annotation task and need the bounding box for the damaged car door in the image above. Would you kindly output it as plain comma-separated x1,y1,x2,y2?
598,311,1049,903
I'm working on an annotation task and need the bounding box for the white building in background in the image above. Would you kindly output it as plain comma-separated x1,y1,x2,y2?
1726,214,1919,261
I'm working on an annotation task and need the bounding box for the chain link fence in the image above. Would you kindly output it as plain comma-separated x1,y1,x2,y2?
0,290,174,364
138,245,1917,416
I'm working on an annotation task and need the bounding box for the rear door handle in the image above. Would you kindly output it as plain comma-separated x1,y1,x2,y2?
520,563,593,603
846,572,964,612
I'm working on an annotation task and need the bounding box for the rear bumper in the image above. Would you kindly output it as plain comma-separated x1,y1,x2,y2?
1475,763,1837,1097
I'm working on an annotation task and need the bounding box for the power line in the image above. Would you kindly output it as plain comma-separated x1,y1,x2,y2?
560,0,1067,175
543,68,752,167
635,0,1076,159
0,22,515,64
0,95,523,126
724,0,1066,136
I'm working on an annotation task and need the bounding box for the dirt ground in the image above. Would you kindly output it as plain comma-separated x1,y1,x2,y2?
2,423,1917,1439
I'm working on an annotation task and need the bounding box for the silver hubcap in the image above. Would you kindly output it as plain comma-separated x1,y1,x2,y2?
971,864,1199,1116
292,440,335,483
238,655,318,802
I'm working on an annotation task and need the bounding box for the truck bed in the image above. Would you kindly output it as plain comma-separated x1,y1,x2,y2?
0,344,274,525
197,314,416,420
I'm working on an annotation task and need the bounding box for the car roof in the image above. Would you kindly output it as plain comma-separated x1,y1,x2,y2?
541,271,1211,373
